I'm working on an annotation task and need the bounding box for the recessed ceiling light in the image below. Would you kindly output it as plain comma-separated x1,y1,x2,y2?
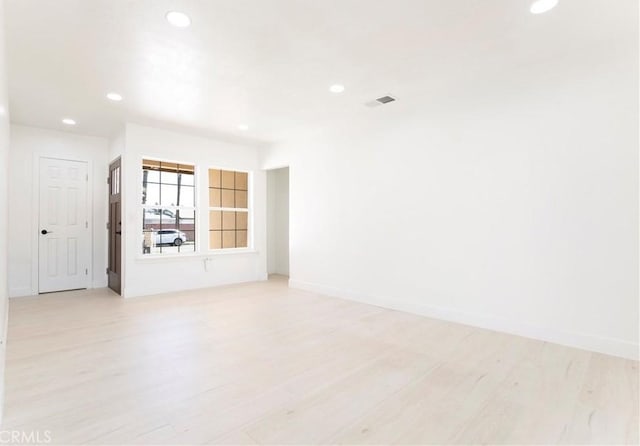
62,118,76,126
166,11,191,28
106,92,123,101
530,0,559,14
329,84,345,93
237,124,249,131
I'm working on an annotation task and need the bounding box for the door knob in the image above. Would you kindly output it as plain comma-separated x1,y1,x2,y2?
41,229,51,235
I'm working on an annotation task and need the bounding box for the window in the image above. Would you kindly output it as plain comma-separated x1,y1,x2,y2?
142,159,196,255
110,165,120,195
208,169,249,249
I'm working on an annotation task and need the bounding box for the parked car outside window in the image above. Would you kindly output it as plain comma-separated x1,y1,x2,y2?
155,229,187,246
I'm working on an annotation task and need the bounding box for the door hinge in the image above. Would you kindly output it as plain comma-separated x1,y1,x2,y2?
85,268,88,275
106,222,110,230
85,221,88,229
107,177,110,185
106,267,109,275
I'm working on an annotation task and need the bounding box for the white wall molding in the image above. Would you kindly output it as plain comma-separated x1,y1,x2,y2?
289,279,639,361
92,280,107,289
8,287,32,298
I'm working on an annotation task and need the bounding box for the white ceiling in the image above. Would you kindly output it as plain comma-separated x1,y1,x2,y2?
5,0,637,144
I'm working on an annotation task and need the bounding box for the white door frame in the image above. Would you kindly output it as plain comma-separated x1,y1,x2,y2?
265,165,290,277
30,154,94,295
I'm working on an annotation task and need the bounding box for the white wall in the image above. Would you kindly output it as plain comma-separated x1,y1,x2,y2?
121,123,267,298
267,167,289,275
0,0,10,422
8,125,109,296
109,126,125,161
262,48,639,359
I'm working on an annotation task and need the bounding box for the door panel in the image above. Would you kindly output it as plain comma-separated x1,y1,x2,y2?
108,158,122,294
38,158,90,293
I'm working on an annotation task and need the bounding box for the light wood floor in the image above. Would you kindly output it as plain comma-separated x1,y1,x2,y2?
3,276,638,445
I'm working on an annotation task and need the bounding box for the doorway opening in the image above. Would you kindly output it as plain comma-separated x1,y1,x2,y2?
266,167,289,278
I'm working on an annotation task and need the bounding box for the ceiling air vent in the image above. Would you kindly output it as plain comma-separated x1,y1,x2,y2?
365,95,397,108
377,95,396,104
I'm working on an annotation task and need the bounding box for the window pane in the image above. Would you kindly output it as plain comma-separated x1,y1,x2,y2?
209,188,221,207
221,189,235,207
236,190,248,209
209,211,222,230
236,212,248,230
142,209,196,255
160,184,178,206
210,231,222,249
177,209,195,228
142,229,160,254
221,170,235,189
181,172,195,186
222,230,236,249
145,169,160,183
235,172,248,191
177,184,195,207
160,209,178,230
162,171,179,185
222,211,235,230
237,230,248,248
209,169,221,188
143,182,160,206
112,166,120,195
143,208,161,228
178,209,195,252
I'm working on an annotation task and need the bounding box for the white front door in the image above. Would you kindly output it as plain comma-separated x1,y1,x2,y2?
38,157,90,293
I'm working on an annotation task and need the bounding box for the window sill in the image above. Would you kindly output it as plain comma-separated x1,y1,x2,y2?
207,248,259,256
136,249,259,263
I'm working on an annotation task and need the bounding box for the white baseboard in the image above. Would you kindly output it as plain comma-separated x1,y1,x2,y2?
289,279,639,361
10,280,108,298
123,273,269,298
8,287,33,298
92,279,108,289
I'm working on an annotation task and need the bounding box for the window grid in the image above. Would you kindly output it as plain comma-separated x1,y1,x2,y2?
142,159,196,255
208,169,249,250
